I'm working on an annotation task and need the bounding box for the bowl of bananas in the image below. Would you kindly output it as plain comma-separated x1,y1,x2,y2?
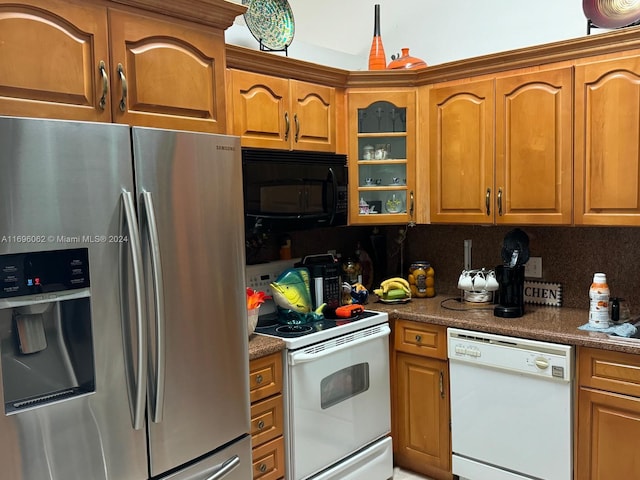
373,277,411,303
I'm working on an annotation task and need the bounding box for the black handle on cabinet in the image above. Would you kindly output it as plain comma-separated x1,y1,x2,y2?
98,61,108,110
117,63,128,112
294,113,300,142
284,112,290,141
498,188,503,216
440,371,445,398
485,188,491,216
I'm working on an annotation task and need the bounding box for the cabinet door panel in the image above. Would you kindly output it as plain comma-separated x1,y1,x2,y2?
575,55,640,225
430,79,494,223
229,70,289,149
109,9,226,133
291,80,335,152
394,352,450,476
577,387,640,479
495,68,572,224
0,0,110,121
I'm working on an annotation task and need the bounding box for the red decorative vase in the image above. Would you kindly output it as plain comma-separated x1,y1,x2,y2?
387,48,428,70
368,4,386,70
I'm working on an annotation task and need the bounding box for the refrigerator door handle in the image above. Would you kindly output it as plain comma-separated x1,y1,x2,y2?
205,455,241,480
141,190,166,423
121,189,148,430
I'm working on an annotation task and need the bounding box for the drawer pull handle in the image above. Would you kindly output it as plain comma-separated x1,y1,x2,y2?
259,463,267,473
415,334,422,343
257,420,265,429
255,374,263,385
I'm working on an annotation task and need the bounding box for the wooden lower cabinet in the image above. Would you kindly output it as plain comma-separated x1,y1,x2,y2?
249,352,285,480
392,320,452,480
576,347,640,479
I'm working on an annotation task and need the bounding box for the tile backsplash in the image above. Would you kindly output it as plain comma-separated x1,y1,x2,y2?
250,224,640,314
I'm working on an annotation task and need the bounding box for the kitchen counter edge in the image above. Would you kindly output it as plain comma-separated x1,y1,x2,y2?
248,334,285,361
370,295,640,354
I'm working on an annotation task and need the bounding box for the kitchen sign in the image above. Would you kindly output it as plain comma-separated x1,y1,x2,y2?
524,281,562,307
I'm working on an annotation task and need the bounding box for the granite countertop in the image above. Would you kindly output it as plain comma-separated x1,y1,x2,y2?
248,333,285,360
369,294,640,355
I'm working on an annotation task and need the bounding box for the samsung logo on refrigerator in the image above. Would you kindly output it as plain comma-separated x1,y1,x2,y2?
216,145,235,151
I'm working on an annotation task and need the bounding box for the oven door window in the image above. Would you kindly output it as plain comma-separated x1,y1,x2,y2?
320,362,369,409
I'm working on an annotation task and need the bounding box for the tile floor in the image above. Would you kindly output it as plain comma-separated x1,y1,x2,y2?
393,467,433,479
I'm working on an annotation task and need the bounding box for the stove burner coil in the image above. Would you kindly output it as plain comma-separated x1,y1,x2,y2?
276,324,313,334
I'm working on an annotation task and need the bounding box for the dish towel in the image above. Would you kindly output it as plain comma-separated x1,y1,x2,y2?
578,321,638,337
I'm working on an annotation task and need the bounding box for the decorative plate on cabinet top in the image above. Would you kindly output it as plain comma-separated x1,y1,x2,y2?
583,0,640,28
243,0,295,50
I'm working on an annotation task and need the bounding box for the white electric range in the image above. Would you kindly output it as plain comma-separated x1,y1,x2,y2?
246,261,393,480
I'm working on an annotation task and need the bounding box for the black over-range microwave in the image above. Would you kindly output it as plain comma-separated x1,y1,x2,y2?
242,148,348,232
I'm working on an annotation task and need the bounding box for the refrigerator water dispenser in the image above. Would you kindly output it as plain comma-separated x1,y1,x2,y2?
0,249,95,414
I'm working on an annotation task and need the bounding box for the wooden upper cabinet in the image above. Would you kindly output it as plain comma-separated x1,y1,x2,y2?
575,53,640,225
108,9,227,133
429,79,494,224
495,67,573,225
429,67,572,225
228,69,336,151
0,0,111,121
347,89,416,225
290,79,336,151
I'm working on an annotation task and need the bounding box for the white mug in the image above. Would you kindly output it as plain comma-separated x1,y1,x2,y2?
472,272,487,291
485,271,499,291
458,271,473,290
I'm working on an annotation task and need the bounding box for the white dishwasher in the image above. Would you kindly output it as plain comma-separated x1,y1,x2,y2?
447,328,573,480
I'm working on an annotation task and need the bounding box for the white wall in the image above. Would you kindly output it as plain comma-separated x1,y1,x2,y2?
226,0,593,70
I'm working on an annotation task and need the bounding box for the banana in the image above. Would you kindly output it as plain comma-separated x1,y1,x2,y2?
385,281,411,294
386,288,409,300
381,276,410,290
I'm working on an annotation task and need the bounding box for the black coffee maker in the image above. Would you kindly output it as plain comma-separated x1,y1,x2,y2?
494,229,529,318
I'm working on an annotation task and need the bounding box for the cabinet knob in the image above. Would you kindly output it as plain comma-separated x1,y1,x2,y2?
257,420,265,430
415,334,422,343
259,463,267,473
255,374,263,385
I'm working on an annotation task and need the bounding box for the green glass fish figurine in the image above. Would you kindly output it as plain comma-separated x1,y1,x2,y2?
270,267,325,323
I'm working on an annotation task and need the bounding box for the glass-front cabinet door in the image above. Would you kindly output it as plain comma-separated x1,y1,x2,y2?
347,90,416,225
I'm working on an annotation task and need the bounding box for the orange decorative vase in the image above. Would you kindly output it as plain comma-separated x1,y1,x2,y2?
387,48,427,70
368,4,386,70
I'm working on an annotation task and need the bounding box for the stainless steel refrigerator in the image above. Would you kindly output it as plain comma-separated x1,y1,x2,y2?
0,116,251,480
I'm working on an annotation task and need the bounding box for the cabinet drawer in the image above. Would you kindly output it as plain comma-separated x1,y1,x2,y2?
249,352,283,403
578,347,640,397
251,394,284,448
394,319,447,359
252,436,285,480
